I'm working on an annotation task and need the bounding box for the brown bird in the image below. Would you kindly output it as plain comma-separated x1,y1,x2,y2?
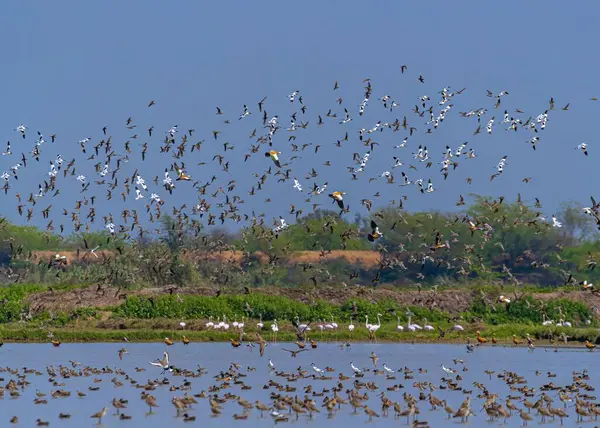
255,333,266,357
90,406,107,424
282,348,307,358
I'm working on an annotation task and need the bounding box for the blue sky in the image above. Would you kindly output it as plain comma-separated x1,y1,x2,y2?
1,2,598,233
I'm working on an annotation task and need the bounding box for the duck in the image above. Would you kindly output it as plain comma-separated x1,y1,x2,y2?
265,150,282,168
367,220,383,242
328,191,346,209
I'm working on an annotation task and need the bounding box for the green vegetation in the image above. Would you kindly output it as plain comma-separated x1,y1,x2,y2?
0,283,595,343
1,197,598,289
1,197,600,342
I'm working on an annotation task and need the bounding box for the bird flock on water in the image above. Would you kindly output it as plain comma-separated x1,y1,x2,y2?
4,336,600,426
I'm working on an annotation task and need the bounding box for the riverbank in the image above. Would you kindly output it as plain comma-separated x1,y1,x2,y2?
0,282,598,345
1,319,598,345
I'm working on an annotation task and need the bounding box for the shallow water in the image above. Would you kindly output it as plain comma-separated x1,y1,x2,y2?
0,342,595,427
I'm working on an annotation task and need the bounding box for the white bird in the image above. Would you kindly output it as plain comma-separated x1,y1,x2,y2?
365,315,372,331
452,324,464,331
330,316,338,329
366,314,382,342
269,409,283,418
423,178,434,194
401,171,412,186
395,137,408,149
496,155,507,172
105,223,115,235
382,363,395,374
311,363,324,374
416,179,424,192
348,316,355,332
551,215,562,228
406,312,422,331
339,108,352,124
205,317,214,329
441,364,455,375
498,295,511,304
271,319,279,342
273,217,288,236
423,318,434,331
149,352,171,374
350,362,362,374
2,142,11,156
135,175,147,190
576,142,588,156
15,124,27,138
293,178,302,192
528,136,539,150
396,317,404,332
256,314,264,330
89,245,100,259
295,316,310,332
454,142,468,157
289,90,299,103
268,359,275,370
541,314,553,326
486,117,494,134
167,125,178,138
239,104,250,120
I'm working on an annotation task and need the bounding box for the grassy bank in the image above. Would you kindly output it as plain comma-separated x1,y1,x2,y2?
0,283,597,344
1,319,599,345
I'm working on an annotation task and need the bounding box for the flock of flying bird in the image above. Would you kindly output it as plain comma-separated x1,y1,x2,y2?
1,66,598,291
3,68,600,426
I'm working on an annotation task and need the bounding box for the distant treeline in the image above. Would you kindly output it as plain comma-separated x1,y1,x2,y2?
1,196,599,289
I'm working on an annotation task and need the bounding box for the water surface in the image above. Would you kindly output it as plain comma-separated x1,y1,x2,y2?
0,342,594,427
